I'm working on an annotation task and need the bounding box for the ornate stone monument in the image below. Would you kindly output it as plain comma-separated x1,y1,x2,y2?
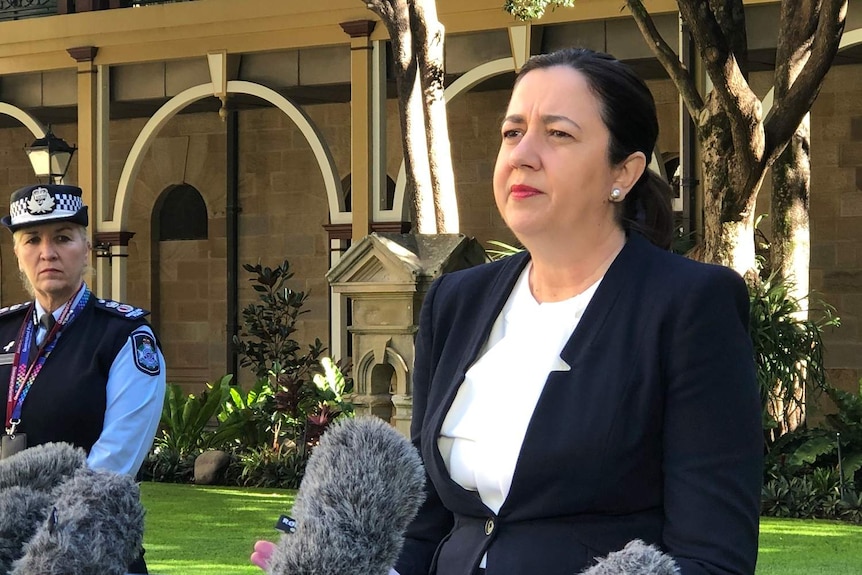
326,233,487,436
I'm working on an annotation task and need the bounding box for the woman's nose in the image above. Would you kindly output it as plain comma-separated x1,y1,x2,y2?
509,132,540,170
40,243,58,260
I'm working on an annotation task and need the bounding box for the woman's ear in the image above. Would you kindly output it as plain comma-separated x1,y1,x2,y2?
613,151,647,200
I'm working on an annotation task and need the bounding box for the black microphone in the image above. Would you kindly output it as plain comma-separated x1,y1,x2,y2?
579,540,680,575
267,416,426,575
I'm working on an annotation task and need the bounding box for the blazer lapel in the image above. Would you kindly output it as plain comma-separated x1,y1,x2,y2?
462,251,530,372
558,233,652,369
436,251,531,399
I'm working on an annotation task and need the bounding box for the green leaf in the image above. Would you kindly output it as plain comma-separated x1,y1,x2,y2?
841,453,862,480
788,435,838,468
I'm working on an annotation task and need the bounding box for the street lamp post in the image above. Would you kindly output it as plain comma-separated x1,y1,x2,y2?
24,126,77,184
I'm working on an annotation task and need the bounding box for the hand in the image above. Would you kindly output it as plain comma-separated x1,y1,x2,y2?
250,540,277,571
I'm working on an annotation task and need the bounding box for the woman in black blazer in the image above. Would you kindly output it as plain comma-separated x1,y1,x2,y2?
393,48,762,575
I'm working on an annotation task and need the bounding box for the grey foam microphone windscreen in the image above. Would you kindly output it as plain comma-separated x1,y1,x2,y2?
10,468,144,575
267,416,426,575
579,540,680,575
0,486,53,574
0,442,86,493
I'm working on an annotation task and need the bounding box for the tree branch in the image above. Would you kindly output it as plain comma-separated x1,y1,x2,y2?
773,0,818,98
363,0,395,34
625,0,703,118
765,0,847,163
708,0,749,76
677,0,760,166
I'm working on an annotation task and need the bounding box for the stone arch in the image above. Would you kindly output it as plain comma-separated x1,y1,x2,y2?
149,181,219,387
352,346,410,423
147,182,210,326
0,103,45,139
108,80,343,234
355,345,410,396
0,106,49,302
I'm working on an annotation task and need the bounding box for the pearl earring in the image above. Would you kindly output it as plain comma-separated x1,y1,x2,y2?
610,188,622,201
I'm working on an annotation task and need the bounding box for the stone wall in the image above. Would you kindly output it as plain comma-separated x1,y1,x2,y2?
810,64,862,394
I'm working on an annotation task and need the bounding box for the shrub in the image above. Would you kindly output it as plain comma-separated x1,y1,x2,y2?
749,273,839,444
229,444,308,489
762,379,862,524
232,260,355,456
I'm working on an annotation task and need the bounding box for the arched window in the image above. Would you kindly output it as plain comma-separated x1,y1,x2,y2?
156,184,208,240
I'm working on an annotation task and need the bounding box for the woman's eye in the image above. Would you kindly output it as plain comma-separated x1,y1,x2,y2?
26,237,39,245
56,235,71,243
502,129,522,139
549,129,571,139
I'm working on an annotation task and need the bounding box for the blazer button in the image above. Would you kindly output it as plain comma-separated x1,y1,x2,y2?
484,518,495,535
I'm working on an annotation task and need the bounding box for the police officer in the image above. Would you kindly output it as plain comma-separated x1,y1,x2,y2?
0,183,165,574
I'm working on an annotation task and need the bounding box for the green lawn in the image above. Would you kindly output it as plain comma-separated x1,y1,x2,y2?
141,482,295,575
756,517,862,575
141,483,862,575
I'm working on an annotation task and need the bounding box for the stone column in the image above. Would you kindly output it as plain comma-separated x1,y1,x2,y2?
67,46,99,286
340,20,376,243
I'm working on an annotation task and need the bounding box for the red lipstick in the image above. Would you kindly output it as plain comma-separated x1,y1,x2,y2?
510,184,542,199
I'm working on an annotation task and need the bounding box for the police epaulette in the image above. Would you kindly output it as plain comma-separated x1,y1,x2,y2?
0,302,32,318
94,298,150,319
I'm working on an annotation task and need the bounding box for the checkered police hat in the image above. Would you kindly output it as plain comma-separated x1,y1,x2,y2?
1,184,88,232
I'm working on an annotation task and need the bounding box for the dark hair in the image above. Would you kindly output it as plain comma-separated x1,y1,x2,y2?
516,48,674,249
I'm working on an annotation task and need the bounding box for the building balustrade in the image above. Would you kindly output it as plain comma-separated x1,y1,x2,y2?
0,0,197,21
0,0,55,20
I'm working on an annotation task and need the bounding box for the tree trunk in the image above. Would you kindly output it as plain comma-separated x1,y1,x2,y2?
695,100,762,278
771,0,816,296
764,119,811,437
410,0,459,233
770,117,811,297
766,0,819,434
404,69,437,232
363,0,459,234
363,0,435,233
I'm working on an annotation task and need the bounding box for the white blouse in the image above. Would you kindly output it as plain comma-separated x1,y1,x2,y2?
438,262,601,516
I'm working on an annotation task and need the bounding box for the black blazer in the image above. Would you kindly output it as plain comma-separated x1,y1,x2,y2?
395,233,763,575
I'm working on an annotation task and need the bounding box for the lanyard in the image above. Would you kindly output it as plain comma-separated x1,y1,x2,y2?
5,286,90,432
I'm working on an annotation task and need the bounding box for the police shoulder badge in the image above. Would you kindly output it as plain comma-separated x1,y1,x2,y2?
131,331,160,376
95,298,150,319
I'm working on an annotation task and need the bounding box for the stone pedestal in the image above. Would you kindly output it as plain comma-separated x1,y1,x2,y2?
326,233,486,436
